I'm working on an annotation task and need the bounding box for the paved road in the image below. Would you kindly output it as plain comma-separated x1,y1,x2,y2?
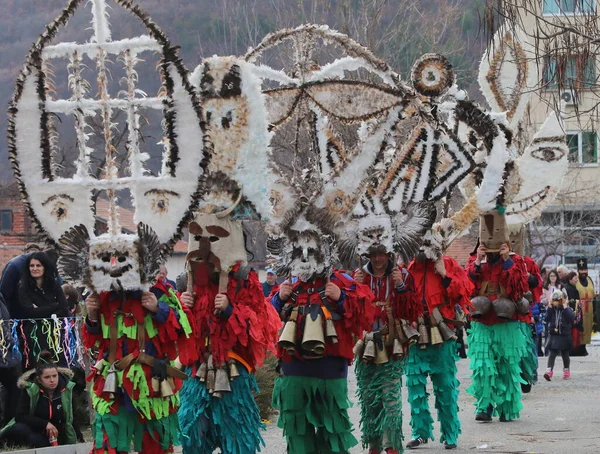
257,336,600,454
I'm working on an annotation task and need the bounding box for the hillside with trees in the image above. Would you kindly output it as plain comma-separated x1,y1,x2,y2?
0,0,487,180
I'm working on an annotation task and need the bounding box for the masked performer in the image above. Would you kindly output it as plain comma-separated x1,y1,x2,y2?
270,218,376,454
351,243,417,454
177,214,280,454
7,2,210,452
404,253,473,450
466,211,529,422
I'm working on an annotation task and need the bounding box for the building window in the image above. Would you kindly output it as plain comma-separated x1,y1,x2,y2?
543,55,596,90
0,210,12,231
543,0,596,14
567,131,598,164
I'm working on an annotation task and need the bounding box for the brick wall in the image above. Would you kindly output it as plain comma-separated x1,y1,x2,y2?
0,183,41,269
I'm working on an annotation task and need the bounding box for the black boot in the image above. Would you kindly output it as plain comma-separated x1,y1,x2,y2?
406,437,428,449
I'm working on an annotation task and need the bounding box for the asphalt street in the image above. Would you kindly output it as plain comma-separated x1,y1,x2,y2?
257,334,600,454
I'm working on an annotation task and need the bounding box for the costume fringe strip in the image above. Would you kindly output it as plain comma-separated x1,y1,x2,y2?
355,359,405,451
272,375,357,454
518,321,538,385
178,366,265,454
466,322,527,420
91,405,179,454
405,340,460,446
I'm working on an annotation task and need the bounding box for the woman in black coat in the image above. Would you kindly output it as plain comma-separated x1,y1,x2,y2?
544,290,575,381
16,252,69,367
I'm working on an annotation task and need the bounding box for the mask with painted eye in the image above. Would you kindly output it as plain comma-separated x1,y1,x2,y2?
186,214,247,271
286,220,334,282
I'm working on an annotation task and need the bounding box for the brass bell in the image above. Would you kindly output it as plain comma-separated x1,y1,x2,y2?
160,379,174,398
151,377,160,394
102,364,118,394
362,337,376,362
325,318,338,344
301,312,325,356
228,360,240,379
492,297,516,319
196,361,208,381
402,319,420,344
431,307,444,324
438,320,457,341
214,368,231,395
395,320,408,344
353,338,365,358
417,323,429,349
94,359,106,375
278,320,297,355
392,338,404,359
471,296,492,318
206,369,216,394
430,325,443,345
374,344,389,364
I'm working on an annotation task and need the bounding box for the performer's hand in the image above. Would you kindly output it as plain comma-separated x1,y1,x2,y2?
141,292,159,313
392,268,404,286
45,422,58,438
325,282,342,302
475,245,486,265
434,259,447,278
279,282,293,301
500,244,511,261
214,294,230,312
85,293,100,321
180,291,194,309
354,269,365,284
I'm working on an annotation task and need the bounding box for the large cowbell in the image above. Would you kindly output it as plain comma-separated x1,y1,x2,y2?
7,0,208,291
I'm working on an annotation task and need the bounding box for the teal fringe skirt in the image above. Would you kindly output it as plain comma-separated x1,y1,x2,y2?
272,375,357,454
405,339,461,446
466,321,527,420
178,366,265,454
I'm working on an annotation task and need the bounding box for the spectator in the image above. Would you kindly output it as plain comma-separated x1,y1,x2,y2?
540,266,548,283
0,243,41,316
544,291,575,381
0,351,77,448
542,269,562,306
563,271,583,356
156,265,177,290
0,293,22,427
61,284,83,317
16,252,69,367
556,265,569,282
262,268,277,297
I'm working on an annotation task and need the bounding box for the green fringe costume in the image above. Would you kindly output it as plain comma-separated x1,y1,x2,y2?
466,321,527,420
178,366,265,454
272,376,357,454
405,340,460,446
517,321,538,385
355,359,405,452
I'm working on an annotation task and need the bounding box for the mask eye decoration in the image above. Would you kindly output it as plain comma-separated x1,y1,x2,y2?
42,194,74,222
145,189,180,215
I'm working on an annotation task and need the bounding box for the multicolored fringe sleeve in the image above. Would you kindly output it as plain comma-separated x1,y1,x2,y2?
84,287,193,454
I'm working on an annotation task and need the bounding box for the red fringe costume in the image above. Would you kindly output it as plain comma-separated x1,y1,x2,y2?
404,257,473,448
83,282,194,454
353,263,420,452
271,270,376,454
177,262,280,454
466,253,531,421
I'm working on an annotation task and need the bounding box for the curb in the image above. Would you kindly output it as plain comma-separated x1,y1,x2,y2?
6,442,92,454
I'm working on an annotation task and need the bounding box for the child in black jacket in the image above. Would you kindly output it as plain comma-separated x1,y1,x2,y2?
544,291,575,381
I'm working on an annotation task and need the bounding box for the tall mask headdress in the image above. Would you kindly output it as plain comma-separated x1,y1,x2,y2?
8,0,209,291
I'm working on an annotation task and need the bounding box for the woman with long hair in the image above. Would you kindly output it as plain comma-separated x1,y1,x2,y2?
0,351,77,448
542,269,562,305
16,252,69,367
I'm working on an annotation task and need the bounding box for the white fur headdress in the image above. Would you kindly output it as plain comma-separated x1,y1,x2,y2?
8,0,209,291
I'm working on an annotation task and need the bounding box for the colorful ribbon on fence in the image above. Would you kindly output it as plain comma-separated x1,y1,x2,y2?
1,317,87,368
